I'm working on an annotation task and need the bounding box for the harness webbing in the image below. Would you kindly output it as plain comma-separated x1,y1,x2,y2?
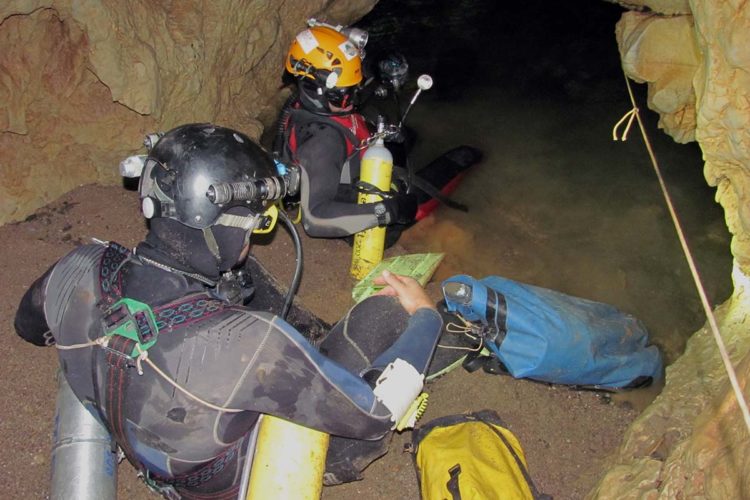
96,244,248,496
280,104,368,185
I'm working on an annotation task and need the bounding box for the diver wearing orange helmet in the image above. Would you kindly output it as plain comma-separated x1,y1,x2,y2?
274,19,418,238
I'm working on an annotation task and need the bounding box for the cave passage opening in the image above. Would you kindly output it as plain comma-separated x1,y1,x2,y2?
354,0,733,365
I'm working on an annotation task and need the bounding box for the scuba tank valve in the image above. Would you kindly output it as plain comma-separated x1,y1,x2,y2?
350,117,394,279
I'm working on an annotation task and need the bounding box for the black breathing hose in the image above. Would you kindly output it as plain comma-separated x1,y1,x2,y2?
278,209,303,319
274,86,353,159
273,93,298,156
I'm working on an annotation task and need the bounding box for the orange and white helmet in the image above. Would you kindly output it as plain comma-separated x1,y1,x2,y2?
285,20,367,89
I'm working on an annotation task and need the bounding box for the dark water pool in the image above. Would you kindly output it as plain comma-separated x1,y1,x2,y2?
356,0,733,364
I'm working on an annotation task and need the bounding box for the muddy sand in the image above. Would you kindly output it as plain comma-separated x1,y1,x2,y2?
1,184,637,499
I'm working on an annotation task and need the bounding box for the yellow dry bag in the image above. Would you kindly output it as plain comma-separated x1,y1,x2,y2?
411,410,549,500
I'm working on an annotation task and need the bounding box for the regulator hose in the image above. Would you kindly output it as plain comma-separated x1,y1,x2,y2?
273,86,355,159
278,208,303,319
273,93,298,157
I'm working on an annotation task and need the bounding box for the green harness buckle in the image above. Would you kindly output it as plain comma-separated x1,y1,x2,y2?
103,298,159,358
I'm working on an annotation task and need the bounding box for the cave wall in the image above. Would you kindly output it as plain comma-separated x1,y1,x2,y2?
3,1,750,497
0,0,377,224
591,1,750,498
614,0,750,276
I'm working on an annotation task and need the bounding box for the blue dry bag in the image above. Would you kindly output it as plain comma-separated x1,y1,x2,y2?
441,275,663,389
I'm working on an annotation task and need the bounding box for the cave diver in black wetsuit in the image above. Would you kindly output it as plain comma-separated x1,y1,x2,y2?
273,20,482,247
273,20,419,240
14,123,443,498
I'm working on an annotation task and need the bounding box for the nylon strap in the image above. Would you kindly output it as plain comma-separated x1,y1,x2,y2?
446,464,462,500
202,227,221,260
392,166,469,212
215,213,259,231
353,180,395,198
476,415,547,500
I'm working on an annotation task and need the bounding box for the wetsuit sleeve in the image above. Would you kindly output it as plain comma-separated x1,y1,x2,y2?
218,307,441,440
369,307,442,374
14,265,55,346
295,123,383,237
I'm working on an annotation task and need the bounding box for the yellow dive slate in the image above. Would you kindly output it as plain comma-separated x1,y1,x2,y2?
351,253,444,303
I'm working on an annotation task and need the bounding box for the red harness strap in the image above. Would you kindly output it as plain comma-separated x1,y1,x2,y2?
286,110,370,161
329,113,370,158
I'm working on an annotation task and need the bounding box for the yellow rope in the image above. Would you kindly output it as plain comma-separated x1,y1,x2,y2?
55,337,110,350
616,72,750,435
133,345,244,413
612,107,638,141
439,315,485,352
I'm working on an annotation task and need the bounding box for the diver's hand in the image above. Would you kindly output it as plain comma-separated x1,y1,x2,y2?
383,193,418,225
383,124,405,143
373,270,435,315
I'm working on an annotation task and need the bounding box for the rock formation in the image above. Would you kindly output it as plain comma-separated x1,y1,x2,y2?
0,0,376,224
3,0,749,497
592,1,750,497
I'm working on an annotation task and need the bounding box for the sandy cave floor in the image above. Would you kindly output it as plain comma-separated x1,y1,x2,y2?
1,184,638,500
2,1,737,498
0,82,733,500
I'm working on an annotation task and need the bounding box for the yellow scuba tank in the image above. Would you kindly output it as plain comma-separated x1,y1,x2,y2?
246,415,329,500
351,119,393,279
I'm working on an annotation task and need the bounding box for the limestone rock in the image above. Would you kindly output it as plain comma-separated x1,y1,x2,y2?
592,1,750,497
615,12,699,143
614,2,750,276
691,1,750,275
608,0,691,15
590,263,750,499
0,0,376,225
0,7,151,222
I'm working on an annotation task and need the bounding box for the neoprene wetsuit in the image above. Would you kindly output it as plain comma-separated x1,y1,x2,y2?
15,241,442,498
277,103,392,238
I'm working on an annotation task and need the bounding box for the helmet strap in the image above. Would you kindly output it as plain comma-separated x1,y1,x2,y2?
297,80,353,117
202,227,221,261
298,80,327,112
214,212,260,248
215,213,260,231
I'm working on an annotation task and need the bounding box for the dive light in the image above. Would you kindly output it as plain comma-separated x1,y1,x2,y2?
206,165,300,205
442,282,473,305
307,18,368,54
118,130,163,178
